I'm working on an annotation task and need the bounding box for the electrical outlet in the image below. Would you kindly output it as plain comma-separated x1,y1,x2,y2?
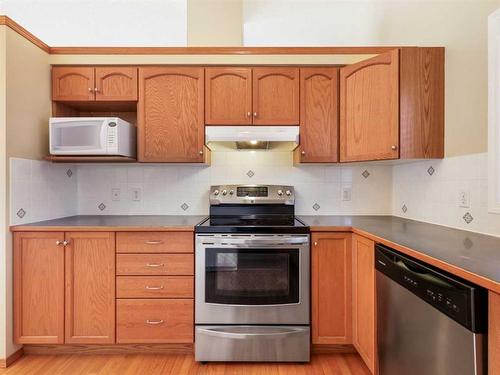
111,188,121,201
131,187,142,202
458,190,470,208
341,186,352,201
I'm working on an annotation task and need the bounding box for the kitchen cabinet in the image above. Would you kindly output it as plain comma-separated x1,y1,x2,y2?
52,66,137,102
14,232,65,344
64,232,115,344
352,234,377,374
490,291,500,375
311,232,352,345
205,67,253,125
340,47,444,162
13,231,115,345
138,67,206,163
297,67,339,163
252,67,300,125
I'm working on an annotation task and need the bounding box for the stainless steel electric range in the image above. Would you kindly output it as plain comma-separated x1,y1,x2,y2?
194,184,310,362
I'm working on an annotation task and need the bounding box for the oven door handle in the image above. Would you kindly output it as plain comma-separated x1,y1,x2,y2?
206,238,309,247
196,327,307,340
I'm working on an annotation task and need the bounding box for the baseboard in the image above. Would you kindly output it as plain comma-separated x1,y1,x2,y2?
312,344,357,354
0,347,24,368
23,343,193,356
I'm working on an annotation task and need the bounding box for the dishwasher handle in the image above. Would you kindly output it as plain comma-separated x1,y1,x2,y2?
396,259,454,289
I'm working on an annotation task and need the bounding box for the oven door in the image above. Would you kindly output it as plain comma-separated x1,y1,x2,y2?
195,234,310,325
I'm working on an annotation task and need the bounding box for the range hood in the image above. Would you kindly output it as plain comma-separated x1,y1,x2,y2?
205,126,299,151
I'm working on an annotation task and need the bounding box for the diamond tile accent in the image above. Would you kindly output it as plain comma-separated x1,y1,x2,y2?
16,208,26,218
402,204,408,213
427,166,435,176
246,170,255,178
312,203,321,211
181,203,189,211
98,203,106,211
66,169,73,178
463,212,473,224
362,170,370,178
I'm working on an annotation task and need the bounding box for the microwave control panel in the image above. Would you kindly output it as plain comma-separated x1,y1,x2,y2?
106,121,118,149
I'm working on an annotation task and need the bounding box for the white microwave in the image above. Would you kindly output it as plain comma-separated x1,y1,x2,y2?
49,117,136,157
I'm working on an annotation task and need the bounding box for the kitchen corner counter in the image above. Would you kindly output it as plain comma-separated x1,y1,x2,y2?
10,215,207,232
299,215,500,293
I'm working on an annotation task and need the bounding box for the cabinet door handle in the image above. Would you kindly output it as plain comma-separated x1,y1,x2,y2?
56,240,63,245
145,285,164,290
146,319,164,325
199,150,204,155
146,263,164,268
88,87,93,92
301,151,306,155
247,111,251,117
94,87,99,92
145,240,163,245
253,112,258,117
63,240,70,246
391,145,398,150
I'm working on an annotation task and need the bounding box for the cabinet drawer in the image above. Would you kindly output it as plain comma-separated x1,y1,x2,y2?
116,276,193,298
116,232,193,253
117,299,194,343
116,254,193,276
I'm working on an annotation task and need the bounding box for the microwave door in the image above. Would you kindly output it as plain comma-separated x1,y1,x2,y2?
50,119,108,155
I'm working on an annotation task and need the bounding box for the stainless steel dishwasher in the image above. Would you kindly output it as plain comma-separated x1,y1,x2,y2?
375,244,488,375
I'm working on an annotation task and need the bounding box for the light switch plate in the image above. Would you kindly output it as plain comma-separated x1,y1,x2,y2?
131,187,142,202
342,186,352,201
458,190,470,208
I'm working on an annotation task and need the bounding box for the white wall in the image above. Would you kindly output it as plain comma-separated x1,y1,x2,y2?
0,0,187,46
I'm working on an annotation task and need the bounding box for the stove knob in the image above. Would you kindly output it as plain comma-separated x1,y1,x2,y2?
229,190,234,195
222,190,228,196
277,189,283,196
285,190,292,196
213,190,219,196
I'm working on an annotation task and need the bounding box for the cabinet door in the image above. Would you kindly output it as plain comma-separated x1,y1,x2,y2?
95,67,138,101
65,232,115,344
340,50,399,162
52,67,95,101
352,234,377,374
205,67,252,125
252,67,299,125
138,67,205,162
311,232,352,345
299,68,339,163
14,232,65,344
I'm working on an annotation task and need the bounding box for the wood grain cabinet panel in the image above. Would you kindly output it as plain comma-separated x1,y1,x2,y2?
116,232,193,253
52,67,95,101
311,232,352,345
205,67,252,125
116,276,194,299
340,50,399,162
252,67,299,125
64,232,115,344
490,291,500,375
95,67,138,101
14,232,65,344
117,299,194,343
352,234,377,374
116,254,194,276
138,67,205,162
298,67,339,163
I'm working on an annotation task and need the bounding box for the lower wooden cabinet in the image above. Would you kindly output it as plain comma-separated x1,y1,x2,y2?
490,291,500,375
352,234,377,374
311,232,352,344
116,299,194,343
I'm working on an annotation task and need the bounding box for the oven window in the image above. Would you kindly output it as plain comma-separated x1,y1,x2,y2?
205,248,299,305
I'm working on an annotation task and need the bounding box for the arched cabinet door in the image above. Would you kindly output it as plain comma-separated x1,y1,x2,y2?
52,67,95,101
138,67,205,163
205,67,252,125
340,50,400,162
252,67,299,125
298,68,339,163
95,67,138,101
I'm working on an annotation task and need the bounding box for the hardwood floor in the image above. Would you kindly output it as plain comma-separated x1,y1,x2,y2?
0,353,371,374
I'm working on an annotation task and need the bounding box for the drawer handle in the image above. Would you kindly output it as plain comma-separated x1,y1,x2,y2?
145,285,164,290
146,319,164,325
145,240,164,245
146,263,164,268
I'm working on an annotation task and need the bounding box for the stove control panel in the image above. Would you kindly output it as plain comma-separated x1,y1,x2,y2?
210,185,295,205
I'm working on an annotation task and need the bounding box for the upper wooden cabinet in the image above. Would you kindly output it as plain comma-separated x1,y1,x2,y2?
340,48,444,162
64,232,115,344
14,232,65,344
253,67,299,125
138,67,205,163
52,66,138,102
352,234,377,374
298,67,339,163
205,67,252,125
312,232,352,345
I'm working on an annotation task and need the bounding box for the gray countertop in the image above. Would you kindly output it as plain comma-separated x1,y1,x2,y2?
299,215,500,285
